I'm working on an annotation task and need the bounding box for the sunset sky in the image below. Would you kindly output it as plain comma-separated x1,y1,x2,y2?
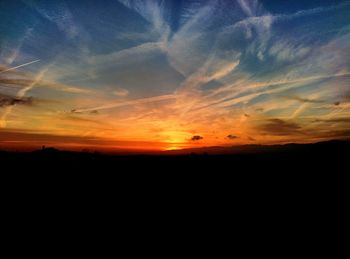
0,0,350,151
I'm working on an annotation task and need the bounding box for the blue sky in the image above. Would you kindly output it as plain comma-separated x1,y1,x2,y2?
0,0,349,150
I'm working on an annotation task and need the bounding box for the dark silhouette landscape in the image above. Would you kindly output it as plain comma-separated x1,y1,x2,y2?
1,139,349,172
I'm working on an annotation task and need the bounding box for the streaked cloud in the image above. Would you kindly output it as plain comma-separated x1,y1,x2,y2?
0,94,33,107
191,135,203,141
73,94,176,113
113,88,129,97
0,0,349,150
227,134,239,140
257,119,303,136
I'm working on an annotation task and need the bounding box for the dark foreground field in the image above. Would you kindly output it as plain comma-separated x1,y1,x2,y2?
1,140,348,217
1,140,349,172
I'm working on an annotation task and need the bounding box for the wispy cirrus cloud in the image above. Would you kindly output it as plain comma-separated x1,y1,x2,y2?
1,0,349,149
72,94,176,113
31,1,79,39
113,88,129,97
257,119,303,136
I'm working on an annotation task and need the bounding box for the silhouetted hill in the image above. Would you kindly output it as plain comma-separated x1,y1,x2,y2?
164,139,350,155
32,147,60,154
1,140,349,173
2,139,349,208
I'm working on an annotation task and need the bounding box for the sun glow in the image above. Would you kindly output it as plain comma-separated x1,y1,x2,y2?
1,0,349,152
160,130,192,151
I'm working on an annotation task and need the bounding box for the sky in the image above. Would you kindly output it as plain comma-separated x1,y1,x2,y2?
0,0,349,151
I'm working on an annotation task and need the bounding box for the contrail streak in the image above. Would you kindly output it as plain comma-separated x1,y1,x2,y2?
74,94,177,113
0,59,40,74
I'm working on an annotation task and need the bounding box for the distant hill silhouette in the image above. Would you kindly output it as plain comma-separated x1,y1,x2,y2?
1,139,349,173
164,139,350,155
2,139,349,207
32,147,60,154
